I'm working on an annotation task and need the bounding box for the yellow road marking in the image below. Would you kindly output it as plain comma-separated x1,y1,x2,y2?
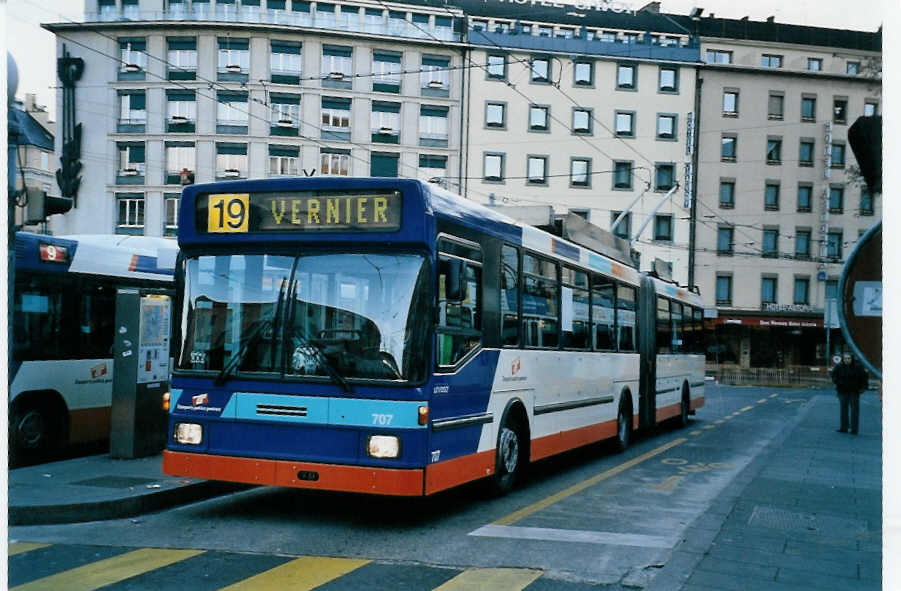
218,556,369,591
8,543,50,556
715,420,724,424
724,416,734,420
770,393,779,398
653,475,683,491
741,406,753,412
702,425,715,430
11,548,203,591
757,399,768,403
493,438,687,526
433,568,542,591
689,430,702,436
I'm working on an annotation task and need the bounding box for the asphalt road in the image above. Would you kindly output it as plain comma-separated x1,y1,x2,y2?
8,385,827,590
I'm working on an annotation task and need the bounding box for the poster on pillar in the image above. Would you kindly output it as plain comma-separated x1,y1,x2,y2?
137,295,172,384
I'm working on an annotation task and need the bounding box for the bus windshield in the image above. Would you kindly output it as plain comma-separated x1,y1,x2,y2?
177,252,430,383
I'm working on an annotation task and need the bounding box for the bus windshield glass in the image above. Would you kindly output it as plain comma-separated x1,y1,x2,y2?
177,252,429,382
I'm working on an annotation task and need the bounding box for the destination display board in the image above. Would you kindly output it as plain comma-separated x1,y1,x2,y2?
197,190,402,233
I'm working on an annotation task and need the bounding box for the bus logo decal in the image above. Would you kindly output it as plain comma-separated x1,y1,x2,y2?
192,393,209,406
90,362,108,379
511,357,521,376
431,450,441,463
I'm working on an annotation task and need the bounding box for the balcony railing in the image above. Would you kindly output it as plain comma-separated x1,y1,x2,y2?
84,8,461,42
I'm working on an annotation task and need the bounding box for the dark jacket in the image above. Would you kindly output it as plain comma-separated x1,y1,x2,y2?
831,360,868,395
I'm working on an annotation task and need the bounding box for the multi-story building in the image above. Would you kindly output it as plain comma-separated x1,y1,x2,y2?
691,15,881,367
45,0,467,236
10,95,57,229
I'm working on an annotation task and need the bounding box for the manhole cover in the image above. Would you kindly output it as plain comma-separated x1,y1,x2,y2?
71,476,159,489
748,506,866,534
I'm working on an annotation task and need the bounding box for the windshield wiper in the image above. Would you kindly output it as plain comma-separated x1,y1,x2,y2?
214,317,274,387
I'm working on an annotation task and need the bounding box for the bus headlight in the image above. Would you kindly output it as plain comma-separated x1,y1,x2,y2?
174,423,203,445
367,435,400,458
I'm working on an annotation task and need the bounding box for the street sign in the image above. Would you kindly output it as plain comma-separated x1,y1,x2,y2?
837,221,881,378
832,355,842,365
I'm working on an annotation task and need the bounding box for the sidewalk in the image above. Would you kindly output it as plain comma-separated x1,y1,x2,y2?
648,392,882,591
8,453,246,526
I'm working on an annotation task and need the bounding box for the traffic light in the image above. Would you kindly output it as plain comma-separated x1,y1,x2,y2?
24,187,73,225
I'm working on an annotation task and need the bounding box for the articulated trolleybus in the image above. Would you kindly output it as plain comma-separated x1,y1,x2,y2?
164,177,705,495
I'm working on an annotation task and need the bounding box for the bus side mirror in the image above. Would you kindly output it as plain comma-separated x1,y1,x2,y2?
445,259,467,302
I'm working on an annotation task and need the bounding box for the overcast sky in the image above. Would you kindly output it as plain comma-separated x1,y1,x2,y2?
6,0,887,116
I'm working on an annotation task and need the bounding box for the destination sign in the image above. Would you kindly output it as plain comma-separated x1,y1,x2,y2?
199,190,402,233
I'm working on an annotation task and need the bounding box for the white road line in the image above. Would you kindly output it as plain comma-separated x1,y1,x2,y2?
469,524,678,549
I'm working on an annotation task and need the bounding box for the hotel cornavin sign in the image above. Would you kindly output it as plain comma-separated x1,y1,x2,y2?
491,0,636,15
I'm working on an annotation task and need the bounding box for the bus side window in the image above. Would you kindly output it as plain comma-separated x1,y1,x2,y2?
656,297,672,355
79,280,117,358
682,303,694,352
616,285,636,352
561,267,589,349
436,238,482,368
522,254,558,348
671,302,683,353
694,307,705,354
501,245,520,347
592,275,615,351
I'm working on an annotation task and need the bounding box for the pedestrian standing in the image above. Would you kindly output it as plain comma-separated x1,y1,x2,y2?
831,352,868,434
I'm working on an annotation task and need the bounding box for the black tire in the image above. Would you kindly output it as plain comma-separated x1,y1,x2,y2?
679,387,690,427
615,398,632,453
491,415,524,495
9,403,57,466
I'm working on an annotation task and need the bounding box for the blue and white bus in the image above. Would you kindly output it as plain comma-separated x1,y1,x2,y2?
11,232,177,463
164,178,705,495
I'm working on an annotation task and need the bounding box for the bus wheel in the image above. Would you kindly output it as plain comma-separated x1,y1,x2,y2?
680,387,690,427
9,404,56,465
491,417,523,495
615,399,631,453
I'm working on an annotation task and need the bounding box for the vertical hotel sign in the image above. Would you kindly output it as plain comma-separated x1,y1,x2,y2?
684,112,694,208
818,122,833,280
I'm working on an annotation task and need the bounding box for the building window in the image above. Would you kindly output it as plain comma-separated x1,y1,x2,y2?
363,7,384,34
570,158,590,188
530,56,550,83
847,61,860,75
421,55,450,94
793,277,810,305
622,32,638,44
717,226,734,255
615,111,635,137
656,114,676,140
761,54,783,68
320,149,350,176
323,45,353,87
610,211,631,239
762,228,779,257
165,142,195,185
484,153,504,182
116,194,145,233
167,37,197,80
761,277,777,304
833,98,848,123
217,91,249,134
720,181,735,208
799,140,815,166
529,105,550,131
716,275,732,304
829,186,844,213
118,38,147,80
613,161,632,190
721,135,737,161
831,143,846,167
371,101,401,144
164,194,179,236
574,60,593,86
372,51,402,93
653,215,673,241
764,183,780,211
860,189,874,215
616,64,636,89
487,54,506,80
270,94,300,136
270,40,301,84
572,108,592,134
801,96,816,121
766,138,782,164
658,67,677,92
767,93,784,120
117,91,146,132
419,154,447,186
321,97,351,140
419,105,448,146
116,142,145,184
655,164,675,191
807,57,822,71
826,231,843,259
217,37,249,81
864,101,878,116
797,184,813,212
723,90,738,116
268,145,299,176
486,102,506,128
795,230,811,258
216,143,247,179
527,156,548,185
706,49,732,64
370,152,399,178
165,90,196,133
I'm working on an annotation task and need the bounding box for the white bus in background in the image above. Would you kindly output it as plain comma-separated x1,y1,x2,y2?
10,232,177,464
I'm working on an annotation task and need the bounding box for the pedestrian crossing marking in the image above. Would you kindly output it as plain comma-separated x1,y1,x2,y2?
741,406,753,412
8,542,50,556
702,425,715,429
758,399,768,403
689,430,701,436
715,420,724,424
217,555,370,591
11,548,203,591
770,393,779,398
433,568,542,591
